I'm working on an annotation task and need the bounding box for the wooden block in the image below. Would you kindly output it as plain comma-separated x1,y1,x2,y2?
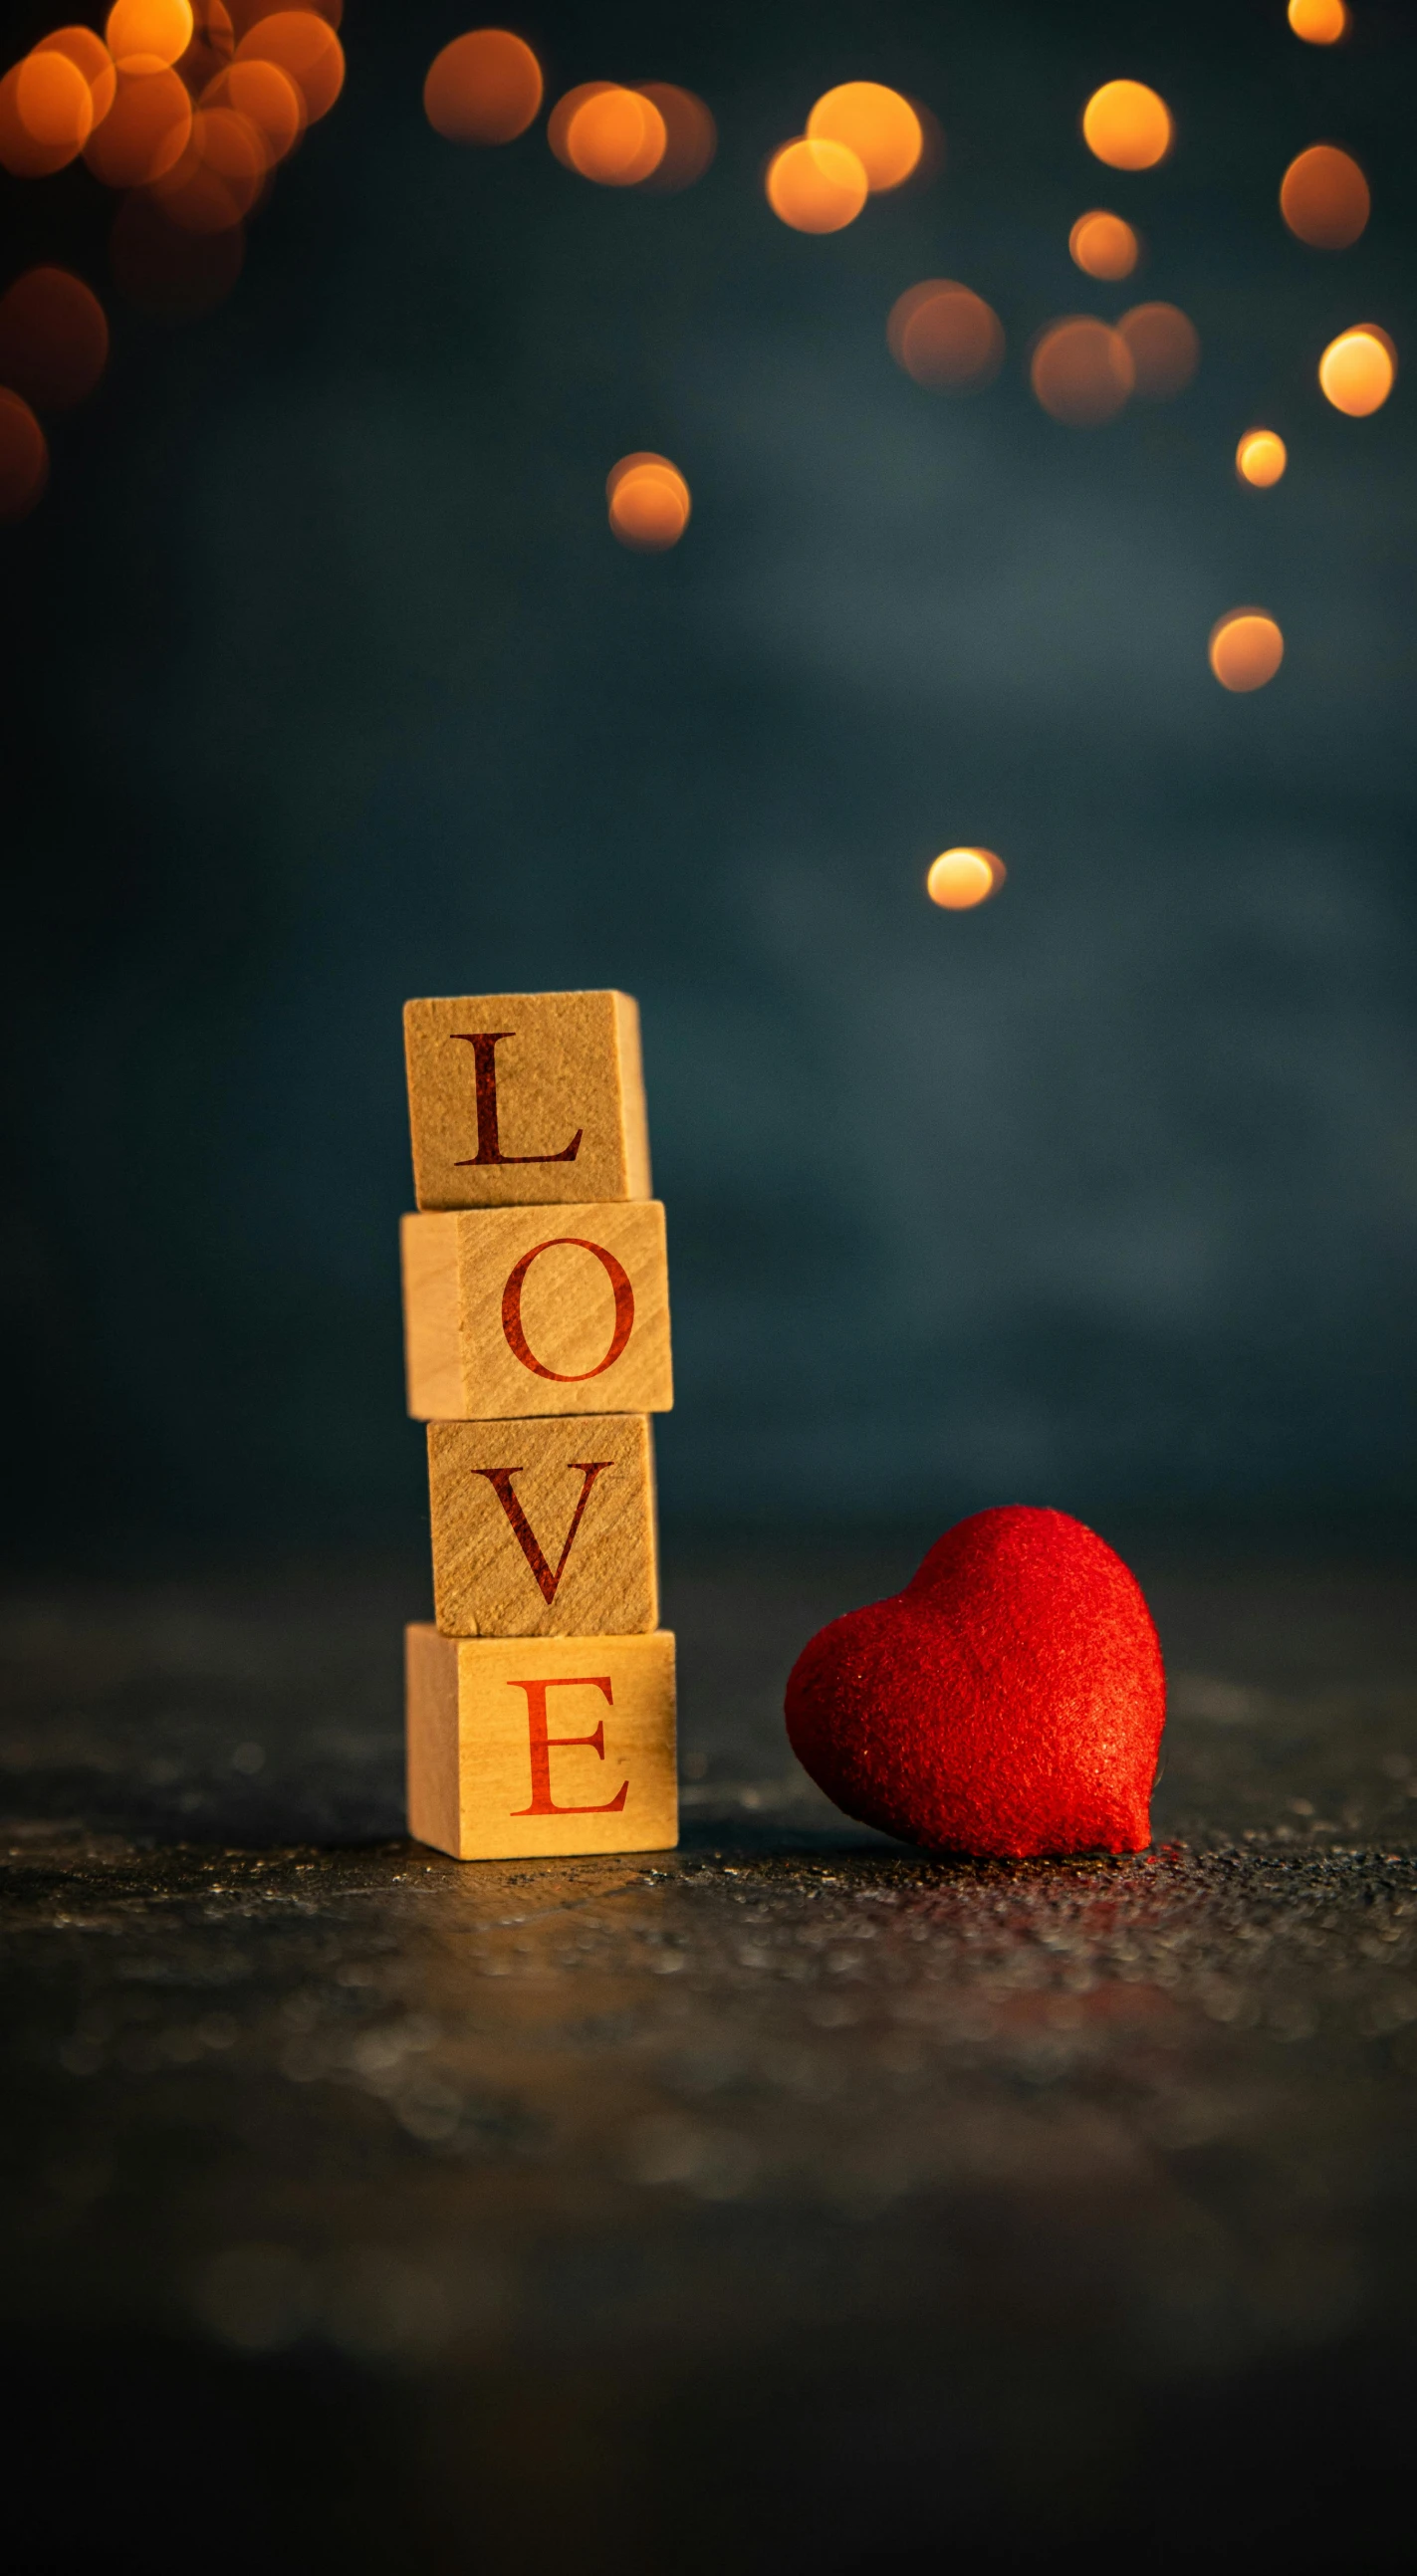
404,991,651,1212
401,1200,672,1421
428,1414,658,1638
405,1624,677,1860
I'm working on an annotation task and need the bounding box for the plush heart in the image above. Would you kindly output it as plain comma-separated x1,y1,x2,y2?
785,1506,1165,1857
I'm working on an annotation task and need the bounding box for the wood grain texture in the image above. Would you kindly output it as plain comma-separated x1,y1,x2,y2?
401,1200,672,1421
404,1624,678,1860
404,991,651,1212
428,1414,658,1638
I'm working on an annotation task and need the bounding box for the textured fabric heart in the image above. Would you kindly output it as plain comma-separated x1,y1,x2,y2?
785,1506,1165,1856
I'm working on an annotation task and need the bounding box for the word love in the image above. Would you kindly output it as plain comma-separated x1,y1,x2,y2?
402,987,676,1865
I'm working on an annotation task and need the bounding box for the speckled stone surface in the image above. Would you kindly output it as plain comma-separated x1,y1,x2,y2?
4,1544,1416,2572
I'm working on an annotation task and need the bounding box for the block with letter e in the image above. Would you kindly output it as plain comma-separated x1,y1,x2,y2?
405,1624,677,1860
401,1199,672,1421
428,1413,658,1638
404,990,651,1212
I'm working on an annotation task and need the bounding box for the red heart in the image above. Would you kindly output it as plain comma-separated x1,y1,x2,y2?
785,1506,1165,1857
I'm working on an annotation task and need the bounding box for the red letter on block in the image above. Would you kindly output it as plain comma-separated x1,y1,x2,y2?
507,1675,629,1816
473,1462,610,1605
501,1238,635,1382
450,1032,583,1168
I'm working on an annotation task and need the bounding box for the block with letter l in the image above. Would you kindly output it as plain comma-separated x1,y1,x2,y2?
401,1199,672,1421
404,990,651,1212
405,1624,677,1860
428,1413,658,1638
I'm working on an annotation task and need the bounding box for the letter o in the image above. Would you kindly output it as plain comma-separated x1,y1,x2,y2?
501,1237,635,1382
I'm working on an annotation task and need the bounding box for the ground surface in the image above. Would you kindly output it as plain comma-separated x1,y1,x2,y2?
4,1542,1417,2572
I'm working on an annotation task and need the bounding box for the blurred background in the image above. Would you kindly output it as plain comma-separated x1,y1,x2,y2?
2,0,1414,1565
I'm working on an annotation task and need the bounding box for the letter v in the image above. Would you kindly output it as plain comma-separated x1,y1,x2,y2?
472,1463,611,1605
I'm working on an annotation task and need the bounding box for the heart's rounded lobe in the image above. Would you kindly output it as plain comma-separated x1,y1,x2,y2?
785,1506,1165,1856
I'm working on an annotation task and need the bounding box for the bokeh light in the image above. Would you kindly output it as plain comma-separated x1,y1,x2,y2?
766,136,867,233
1236,429,1288,488
34,27,118,126
566,85,665,186
234,11,344,121
806,82,921,192
205,56,305,160
1031,318,1134,426
634,84,715,192
1209,611,1284,692
83,63,193,186
0,388,50,519
105,0,194,70
887,281,1004,390
927,849,1005,910
607,452,690,551
548,83,608,166
0,53,94,175
0,267,109,410
1068,210,1139,281
1318,325,1396,416
1117,302,1199,400
1081,81,1171,171
110,186,244,315
151,102,269,228
423,29,542,145
1289,0,1347,40
1281,144,1369,249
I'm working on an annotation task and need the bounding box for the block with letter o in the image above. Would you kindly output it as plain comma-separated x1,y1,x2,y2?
400,1200,673,1420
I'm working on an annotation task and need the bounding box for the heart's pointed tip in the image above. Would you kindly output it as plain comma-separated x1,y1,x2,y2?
783,1502,1165,1855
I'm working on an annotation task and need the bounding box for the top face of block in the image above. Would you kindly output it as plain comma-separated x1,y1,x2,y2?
404,991,652,1211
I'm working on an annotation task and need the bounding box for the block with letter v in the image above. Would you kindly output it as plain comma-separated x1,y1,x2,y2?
427,1413,657,1638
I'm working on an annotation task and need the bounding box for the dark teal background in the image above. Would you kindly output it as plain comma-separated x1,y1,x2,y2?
3,0,1414,1551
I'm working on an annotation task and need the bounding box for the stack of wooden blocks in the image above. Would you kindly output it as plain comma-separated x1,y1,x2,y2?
399,991,679,1862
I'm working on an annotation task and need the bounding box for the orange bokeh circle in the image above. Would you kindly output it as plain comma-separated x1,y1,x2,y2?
1209,611,1284,692
234,11,343,120
205,56,304,158
1280,144,1369,249
565,85,665,185
607,451,690,550
1318,326,1396,416
806,82,921,192
926,849,1005,910
424,29,543,144
1068,210,1138,280
887,281,1004,390
1031,317,1134,425
1289,0,1347,41
766,135,868,233
1081,80,1171,171
106,0,194,70
1236,429,1288,488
